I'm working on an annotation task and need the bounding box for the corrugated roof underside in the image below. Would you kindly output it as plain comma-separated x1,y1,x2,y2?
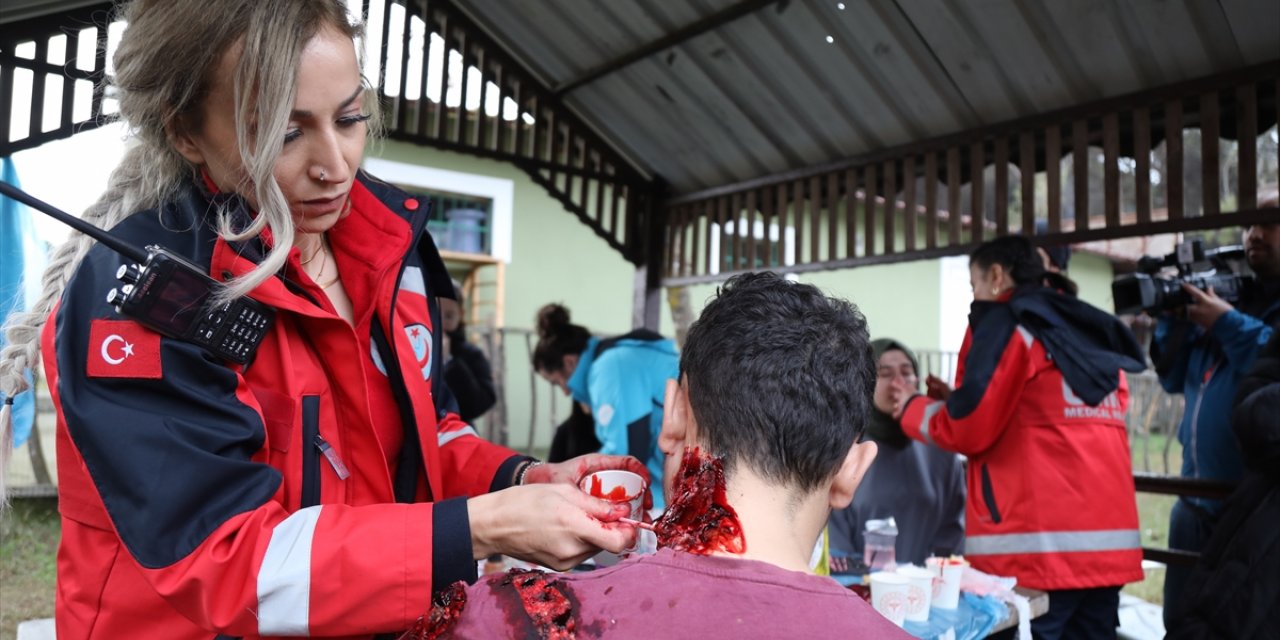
461,0,1279,194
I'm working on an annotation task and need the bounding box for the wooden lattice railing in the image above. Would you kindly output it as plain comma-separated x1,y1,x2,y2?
363,0,655,264
0,0,656,265
0,3,116,155
663,62,1280,284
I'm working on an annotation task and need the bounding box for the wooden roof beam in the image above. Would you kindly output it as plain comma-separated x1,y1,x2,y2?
553,0,781,97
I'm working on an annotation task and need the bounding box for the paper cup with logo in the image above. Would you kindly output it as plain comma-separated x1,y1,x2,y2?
897,565,934,622
869,571,910,627
926,556,966,610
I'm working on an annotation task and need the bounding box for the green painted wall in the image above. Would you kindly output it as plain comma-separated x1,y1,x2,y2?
656,261,944,353
369,141,636,452
1069,252,1117,314
368,140,1117,452
660,199,947,351
799,260,945,352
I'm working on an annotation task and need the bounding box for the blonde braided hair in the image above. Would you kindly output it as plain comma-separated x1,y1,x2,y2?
0,0,374,503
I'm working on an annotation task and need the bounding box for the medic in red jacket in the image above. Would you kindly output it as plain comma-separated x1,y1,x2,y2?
898,283,1147,592
44,173,533,639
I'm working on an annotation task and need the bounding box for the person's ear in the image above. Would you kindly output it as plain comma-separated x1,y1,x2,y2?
166,120,207,166
829,439,878,510
562,353,579,375
658,378,693,456
988,263,1006,289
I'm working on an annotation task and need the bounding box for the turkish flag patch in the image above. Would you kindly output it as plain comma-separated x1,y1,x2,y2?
87,320,163,379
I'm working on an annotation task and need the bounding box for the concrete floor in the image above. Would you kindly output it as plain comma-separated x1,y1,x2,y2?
15,618,54,640
1119,593,1166,639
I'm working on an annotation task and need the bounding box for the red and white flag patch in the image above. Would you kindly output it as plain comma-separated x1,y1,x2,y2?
87,320,163,379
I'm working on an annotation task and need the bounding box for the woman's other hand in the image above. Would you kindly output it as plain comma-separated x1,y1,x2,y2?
523,454,654,511
925,374,953,401
467,484,638,570
887,378,916,419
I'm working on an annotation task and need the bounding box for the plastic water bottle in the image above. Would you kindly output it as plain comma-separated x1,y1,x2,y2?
863,517,898,572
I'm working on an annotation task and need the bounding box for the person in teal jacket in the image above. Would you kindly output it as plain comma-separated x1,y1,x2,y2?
533,304,679,509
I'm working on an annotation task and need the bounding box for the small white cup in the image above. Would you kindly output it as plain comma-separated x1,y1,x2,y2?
869,571,911,627
926,557,965,610
897,565,935,622
579,470,647,518
581,470,648,562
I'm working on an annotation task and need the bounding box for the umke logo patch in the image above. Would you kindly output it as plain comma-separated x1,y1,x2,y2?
87,320,162,379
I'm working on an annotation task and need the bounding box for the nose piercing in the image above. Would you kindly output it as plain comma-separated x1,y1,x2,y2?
318,170,327,182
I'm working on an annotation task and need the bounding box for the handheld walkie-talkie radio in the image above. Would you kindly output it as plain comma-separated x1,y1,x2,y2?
0,181,274,365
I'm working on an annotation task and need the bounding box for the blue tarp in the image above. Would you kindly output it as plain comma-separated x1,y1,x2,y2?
1,157,45,448
903,592,1009,640
831,575,1009,640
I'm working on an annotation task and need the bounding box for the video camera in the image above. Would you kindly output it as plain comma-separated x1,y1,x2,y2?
1112,239,1251,315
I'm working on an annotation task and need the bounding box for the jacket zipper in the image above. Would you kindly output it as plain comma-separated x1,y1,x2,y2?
314,434,350,480
1189,366,1214,481
381,202,439,504
300,395,350,509
301,395,321,508
981,463,1003,524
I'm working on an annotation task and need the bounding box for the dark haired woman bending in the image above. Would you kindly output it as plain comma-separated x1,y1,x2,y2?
533,304,679,508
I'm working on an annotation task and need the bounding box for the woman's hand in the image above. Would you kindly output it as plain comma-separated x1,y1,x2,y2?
523,454,654,511
925,374,953,401
887,378,917,419
467,484,638,570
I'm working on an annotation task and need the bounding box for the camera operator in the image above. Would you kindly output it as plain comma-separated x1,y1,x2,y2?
1153,216,1280,624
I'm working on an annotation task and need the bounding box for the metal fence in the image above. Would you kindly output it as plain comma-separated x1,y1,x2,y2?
465,326,565,456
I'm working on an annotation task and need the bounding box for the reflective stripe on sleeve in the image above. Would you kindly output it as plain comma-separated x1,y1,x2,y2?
1016,325,1035,348
257,506,323,636
400,265,426,297
965,529,1141,556
438,425,479,447
918,401,943,446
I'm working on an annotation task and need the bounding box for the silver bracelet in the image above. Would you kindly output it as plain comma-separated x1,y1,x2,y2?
515,460,543,486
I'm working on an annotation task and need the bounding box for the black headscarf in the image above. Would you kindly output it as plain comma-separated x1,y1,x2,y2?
866,338,918,449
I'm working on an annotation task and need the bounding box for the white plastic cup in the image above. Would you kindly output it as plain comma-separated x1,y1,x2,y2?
926,557,965,610
897,565,935,622
581,470,648,561
869,571,911,627
579,470,646,518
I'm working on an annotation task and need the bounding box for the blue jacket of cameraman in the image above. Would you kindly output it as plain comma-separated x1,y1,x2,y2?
1154,300,1280,510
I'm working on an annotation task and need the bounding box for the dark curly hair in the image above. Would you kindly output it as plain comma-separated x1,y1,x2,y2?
680,271,876,492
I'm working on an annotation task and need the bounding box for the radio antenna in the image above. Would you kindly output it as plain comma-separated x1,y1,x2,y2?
1,180,149,263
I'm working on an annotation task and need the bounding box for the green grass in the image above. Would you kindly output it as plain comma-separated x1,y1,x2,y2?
1,497,59,640
1124,433,1183,605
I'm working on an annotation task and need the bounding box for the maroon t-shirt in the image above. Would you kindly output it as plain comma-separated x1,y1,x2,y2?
447,548,912,638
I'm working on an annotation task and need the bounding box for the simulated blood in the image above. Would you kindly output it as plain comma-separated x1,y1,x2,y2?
506,569,577,640
653,447,745,555
403,581,467,640
587,474,632,502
